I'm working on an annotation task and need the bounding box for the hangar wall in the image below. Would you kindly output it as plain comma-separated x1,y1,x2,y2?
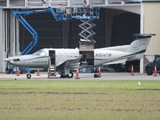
0,9,20,72
143,2,160,55
112,12,140,46
0,9,5,72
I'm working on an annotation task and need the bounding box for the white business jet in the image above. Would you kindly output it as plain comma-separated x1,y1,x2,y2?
3,33,155,79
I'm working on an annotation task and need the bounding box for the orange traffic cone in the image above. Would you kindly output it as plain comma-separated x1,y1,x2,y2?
131,65,134,76
154,65,157,77
16,67,20,76
98,67,101,76
75,69,80,79
37,69,40,76
48,69,50,78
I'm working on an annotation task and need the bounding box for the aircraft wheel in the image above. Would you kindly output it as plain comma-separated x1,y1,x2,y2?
67,72,73,78
5,68,12,74
60,74,66,78
26,74,31,79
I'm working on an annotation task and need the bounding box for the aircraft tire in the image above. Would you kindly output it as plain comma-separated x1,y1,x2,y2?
60,74,66,78
5,68,12,74
26,74,31,79
67,72,73,78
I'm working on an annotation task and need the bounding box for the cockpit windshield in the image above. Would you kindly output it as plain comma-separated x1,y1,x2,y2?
33,49,46,56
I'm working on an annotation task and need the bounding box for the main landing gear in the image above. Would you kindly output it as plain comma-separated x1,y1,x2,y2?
60,72,73,78
26,71,74,79
26,73,32,79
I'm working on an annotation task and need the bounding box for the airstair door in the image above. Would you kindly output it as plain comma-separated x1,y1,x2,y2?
49,50,55,65
49,50,56,76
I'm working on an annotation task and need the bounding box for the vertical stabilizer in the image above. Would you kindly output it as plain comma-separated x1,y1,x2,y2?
126,34,155,53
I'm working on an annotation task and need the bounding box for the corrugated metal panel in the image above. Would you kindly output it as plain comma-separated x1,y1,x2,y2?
112,12,140,46
144,2,160,55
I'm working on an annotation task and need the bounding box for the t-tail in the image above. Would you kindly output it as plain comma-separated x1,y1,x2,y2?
126,33,155,54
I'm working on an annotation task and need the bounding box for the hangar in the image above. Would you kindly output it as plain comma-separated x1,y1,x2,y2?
0,0,159,73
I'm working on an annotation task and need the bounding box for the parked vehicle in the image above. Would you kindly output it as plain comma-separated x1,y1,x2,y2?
145,55,160,75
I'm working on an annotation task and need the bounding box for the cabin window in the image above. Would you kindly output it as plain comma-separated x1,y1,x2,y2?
39,51,46,56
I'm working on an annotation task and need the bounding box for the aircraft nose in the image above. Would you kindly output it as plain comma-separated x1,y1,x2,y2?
3,58,9,62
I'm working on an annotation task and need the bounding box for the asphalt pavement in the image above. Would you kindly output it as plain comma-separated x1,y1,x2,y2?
0,72,160,80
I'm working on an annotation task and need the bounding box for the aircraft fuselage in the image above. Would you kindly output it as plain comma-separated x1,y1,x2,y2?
7,48,80,69
6,48,138,68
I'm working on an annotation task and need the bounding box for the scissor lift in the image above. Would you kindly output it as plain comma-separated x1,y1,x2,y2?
72,7,99,43
79,20,96,43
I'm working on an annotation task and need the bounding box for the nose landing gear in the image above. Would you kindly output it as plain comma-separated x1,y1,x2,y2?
26,73,32,79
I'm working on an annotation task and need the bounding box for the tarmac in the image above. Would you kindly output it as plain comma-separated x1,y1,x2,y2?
0,72,160,80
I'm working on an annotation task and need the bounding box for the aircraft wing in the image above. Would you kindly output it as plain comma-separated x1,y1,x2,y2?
125,53,144,62
57,56,81,69
103,55,142,66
